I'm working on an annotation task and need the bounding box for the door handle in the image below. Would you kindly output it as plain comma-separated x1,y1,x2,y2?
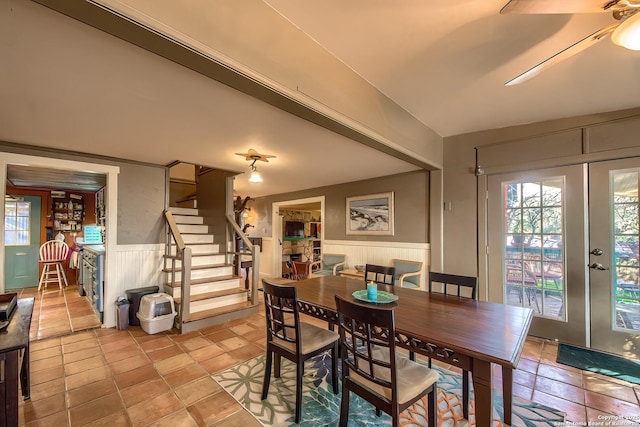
588,263,609,270
590,248,603,256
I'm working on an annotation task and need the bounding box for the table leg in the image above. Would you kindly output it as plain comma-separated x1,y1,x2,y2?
20,344,30,400
502,365,513,425
2,350,19,427
472,359,493,427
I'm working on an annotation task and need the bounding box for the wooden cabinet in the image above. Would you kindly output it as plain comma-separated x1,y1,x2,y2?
52,194,84,232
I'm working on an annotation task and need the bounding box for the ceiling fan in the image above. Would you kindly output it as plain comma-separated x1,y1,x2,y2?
502,0,640,85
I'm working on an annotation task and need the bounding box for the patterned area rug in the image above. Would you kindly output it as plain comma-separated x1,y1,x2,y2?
213,353,565,426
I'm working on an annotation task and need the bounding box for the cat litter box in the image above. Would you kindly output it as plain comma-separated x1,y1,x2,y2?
136,293,176,334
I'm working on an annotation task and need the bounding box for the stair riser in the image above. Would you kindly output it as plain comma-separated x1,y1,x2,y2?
170,244,221,255
174,255,226,267
182,234,214,244
168,266,234,282
170,207,199,216
176,200,197,209
177,224,209,234
172,215,203,225
189,294,248,313
164,278,241,299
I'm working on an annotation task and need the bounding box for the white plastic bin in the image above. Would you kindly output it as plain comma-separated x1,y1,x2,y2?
136,293,176,334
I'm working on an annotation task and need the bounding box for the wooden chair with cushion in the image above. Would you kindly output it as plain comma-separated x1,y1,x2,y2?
38,240,70,291
311,253,346,276
261,279,339,423
335,295,439,427
292,261,311,280
391,259,424,289
424,271,478,419
364,264,396,286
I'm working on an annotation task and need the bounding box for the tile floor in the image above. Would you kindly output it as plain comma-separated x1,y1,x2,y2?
12,286,640,426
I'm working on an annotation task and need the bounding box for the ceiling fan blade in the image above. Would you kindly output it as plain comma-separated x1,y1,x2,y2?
505,23,619,86
501,0,622,14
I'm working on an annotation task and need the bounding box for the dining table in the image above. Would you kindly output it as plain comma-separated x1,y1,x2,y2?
287,275,533,427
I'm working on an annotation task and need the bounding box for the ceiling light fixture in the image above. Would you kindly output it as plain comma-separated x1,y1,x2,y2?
235,149,276,183
612,12,640,51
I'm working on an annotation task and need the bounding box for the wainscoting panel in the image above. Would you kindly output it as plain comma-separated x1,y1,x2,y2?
104,244,164,328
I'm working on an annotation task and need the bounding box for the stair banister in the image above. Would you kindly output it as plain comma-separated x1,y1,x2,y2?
225,213,259,305
164,210,192,322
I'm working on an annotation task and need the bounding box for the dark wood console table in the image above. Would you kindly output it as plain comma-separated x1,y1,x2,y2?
0,297,34,427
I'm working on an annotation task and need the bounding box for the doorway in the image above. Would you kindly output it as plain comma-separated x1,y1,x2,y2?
486,161,640,358
4,195,41,289
272,196,324,278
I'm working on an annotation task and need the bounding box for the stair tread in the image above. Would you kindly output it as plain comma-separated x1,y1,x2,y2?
174,288,248,304
181,302,258,323
163,252,223,258
165,275,239,287
162,263,231,273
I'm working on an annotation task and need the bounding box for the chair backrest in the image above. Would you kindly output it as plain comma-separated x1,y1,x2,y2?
428,272,478,299
262,279,301,353
321,254,346,271
365,264,396,286
292,261,310,280
391,259,423,288
39,240,70,262
335,295,397,399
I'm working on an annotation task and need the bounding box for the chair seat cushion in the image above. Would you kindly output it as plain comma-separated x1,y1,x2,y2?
274,322,338,355
349,350,439,405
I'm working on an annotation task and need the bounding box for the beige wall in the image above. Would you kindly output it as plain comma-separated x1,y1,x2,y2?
247,170,429,244
442,106,640,281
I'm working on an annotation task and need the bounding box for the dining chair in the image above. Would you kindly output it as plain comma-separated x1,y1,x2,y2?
292,261,311,280
311,253,346,276
38,240,70,291
364,264,396,286
334,295,439,427
424,271,478,419
391,259,423,289
261,279,339,423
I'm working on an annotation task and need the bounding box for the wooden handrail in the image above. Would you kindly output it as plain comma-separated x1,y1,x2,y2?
226,213,259,305
164,210,191,324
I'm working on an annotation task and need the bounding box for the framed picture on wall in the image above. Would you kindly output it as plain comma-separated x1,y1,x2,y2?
346,192,394,236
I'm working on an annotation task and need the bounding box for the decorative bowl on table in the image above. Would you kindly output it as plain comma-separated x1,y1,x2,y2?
354,265,365,273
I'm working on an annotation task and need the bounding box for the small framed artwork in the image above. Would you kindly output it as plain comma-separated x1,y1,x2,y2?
346,192,394,236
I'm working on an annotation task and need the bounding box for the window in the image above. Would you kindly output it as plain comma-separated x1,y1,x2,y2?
502,179,566,320
5,200,31,245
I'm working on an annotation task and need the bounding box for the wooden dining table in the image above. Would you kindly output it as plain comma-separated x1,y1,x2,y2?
287,275,533,427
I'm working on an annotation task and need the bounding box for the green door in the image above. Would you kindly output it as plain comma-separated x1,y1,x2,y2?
5,195,41,289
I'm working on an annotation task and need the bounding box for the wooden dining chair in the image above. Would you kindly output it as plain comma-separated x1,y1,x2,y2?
335,295,439,427
424,271,478,419
364,264,396,286
38,240,70,291
261,279,339,423
292,261,311,280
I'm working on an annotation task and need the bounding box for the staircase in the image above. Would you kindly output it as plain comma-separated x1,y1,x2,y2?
164,207,259,333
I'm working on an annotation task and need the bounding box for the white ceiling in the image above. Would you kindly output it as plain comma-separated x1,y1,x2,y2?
2,0,640,197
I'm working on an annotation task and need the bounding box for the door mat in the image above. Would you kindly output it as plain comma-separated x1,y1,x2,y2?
557,343,640,385
213,352,565,427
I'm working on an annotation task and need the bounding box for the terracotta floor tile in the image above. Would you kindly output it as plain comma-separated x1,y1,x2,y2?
71,314,102,330
109,354,151,375
162,363,208,389
187,390,244,426
62,330,96,344
188,342,225,362
535,376,585,405
228,343,263,362
115,364,162,390
154,353,195,375
127,391,184,427
30,365,65,386
145,409,198,427
64,354,106,376
146,344,185,362
66,378,118,408
516,357,539,374
101,336,140,354
29,377,66,402
31,345,62,361
62,337,100,354
203,329,237,342
31,355,63,373
30,337,61,351
585,389,640,417
121,377,171,407
174,376,222,406
514,369,537,387
199,353,242,374
102,344,145,364
139,335,175,352
211,408,263,427
537,363,583,388
63,346,103,363
228,324,257,336
582,373,639,404
65,365,111,390
218,336,250,352
169,330,204,343
82,410,132,427
20,392,66,424
513,382,533,400
22,409,69,427
180,336,212,352
69,393,126,426
532,390,587,422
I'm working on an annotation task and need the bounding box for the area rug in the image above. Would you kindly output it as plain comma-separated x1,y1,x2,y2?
213,353,565,426
557,343,640,385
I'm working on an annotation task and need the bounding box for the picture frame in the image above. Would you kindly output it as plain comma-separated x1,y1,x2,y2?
346,192,394,236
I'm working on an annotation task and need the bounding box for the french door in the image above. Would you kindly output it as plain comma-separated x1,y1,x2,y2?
488,161,640,357
487,165,588,346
